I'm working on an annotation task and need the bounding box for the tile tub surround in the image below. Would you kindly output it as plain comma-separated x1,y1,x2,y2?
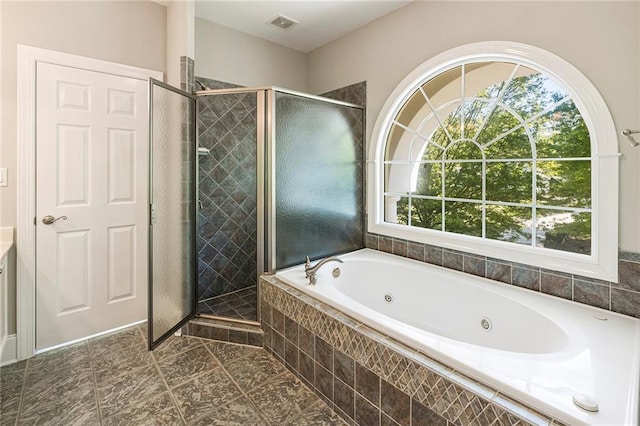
260,276,569,426
366,232,640,320
0,323,343,425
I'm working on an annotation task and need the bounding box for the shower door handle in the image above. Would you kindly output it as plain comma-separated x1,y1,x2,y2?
42,215,67,225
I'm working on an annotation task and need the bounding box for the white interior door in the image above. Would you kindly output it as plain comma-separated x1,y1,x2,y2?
35,62,149,350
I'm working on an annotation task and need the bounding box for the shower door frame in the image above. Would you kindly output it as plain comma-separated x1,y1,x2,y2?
263,88,365,273
148,78,198,350
193,88,267,326
192,86,364,324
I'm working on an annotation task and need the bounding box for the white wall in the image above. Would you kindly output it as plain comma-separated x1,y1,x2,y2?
307,1,640,253
0,1,166,230
195,18,307,91
0,1,167,335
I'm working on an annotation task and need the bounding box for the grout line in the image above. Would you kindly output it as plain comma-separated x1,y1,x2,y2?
88,345,104,423
213,350,275,426
149,352,188,425
13,359,30,425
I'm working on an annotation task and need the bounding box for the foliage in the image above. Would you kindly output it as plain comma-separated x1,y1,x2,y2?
394,69,591,254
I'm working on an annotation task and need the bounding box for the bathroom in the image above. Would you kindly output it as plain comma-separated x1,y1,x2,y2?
0,1,639,425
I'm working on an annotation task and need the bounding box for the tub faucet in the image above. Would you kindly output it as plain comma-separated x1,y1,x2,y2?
305,256,344,285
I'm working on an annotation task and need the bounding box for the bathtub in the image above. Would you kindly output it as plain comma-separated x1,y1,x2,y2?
275,248,640,426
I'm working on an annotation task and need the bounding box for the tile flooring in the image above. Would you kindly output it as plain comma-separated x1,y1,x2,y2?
198,286,258,322
0,324,345,425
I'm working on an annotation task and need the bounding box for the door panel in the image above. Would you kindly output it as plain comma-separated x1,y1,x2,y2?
107,225,136,302
148,79,197,349
56,230,90,314
36,62,149,350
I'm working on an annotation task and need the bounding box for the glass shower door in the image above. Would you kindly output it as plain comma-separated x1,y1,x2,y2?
148,78,197,349
271,91,365,269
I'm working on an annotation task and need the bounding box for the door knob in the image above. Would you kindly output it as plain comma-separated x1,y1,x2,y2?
42,215,67,225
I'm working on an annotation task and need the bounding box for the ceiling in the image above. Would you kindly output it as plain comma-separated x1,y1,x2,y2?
194,1,413,53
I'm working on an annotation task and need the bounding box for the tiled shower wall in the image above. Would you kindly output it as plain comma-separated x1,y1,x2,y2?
196,77,258,303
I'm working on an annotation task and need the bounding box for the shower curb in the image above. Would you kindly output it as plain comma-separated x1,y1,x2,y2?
184,316,263,347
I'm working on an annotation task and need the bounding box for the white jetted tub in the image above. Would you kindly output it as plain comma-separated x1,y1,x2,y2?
275,249,640,426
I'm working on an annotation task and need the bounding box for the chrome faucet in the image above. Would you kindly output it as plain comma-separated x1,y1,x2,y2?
304,256,344,285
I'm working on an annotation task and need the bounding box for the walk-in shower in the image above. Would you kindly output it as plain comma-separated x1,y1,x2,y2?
148,79,364,347
196,85,365,324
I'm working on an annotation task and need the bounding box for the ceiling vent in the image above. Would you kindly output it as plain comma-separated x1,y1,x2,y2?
268,14,299,30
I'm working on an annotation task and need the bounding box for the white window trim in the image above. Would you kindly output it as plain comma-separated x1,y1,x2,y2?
368,41,619,281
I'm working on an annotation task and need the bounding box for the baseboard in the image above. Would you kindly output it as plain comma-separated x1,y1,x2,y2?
0,334,17,366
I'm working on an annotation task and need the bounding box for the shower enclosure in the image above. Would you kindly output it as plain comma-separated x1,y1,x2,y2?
148,80,364,347
197,87,364,323
148,79,197,349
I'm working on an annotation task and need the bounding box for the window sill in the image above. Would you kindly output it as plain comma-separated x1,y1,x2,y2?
368,220,618,282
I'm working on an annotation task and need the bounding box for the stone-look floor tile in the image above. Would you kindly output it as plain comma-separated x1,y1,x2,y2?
90,326,145,359
287,399,348,426
101,392,184,426
152,335,204,362
205,340,261,365
157,345,219,388
18,406,98,425
28,341,90,372
97,364,167,418
1,413,17,426
224,349,286,392
19,384,97,424
0,360,27,390
248,372,319,424
23,360,93,396
137,322,148,336
92,341,153,384
1,380,23,425
171,367,243,422
189,396,267,426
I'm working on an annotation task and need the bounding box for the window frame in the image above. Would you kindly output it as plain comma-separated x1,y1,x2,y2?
368,42,619,281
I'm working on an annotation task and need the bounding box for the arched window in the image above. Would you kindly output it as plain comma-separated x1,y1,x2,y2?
369,42,619,281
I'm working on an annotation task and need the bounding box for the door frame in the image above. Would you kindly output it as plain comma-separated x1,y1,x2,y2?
16,45,162,360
